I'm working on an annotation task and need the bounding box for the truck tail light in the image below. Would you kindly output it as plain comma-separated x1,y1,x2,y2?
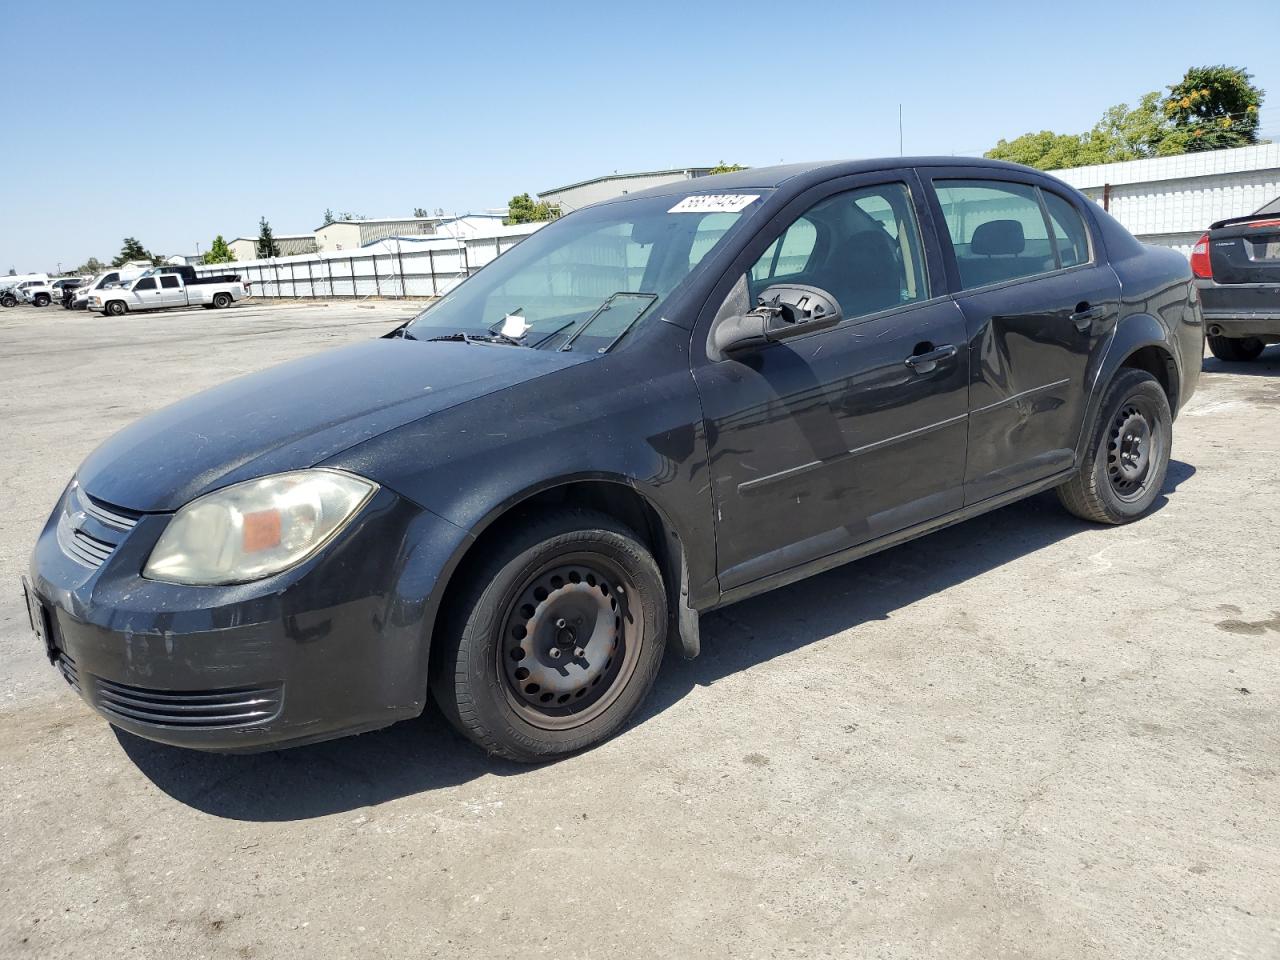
1190,233,1213,279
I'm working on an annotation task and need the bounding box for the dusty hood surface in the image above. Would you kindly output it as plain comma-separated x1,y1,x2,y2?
76,337,589,512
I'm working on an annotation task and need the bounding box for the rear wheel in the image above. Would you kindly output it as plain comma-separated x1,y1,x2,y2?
104,300,127,317
431,509,667,762
33,293,50,307
1056,368,1171,524
212,292,232,309
1207,335,1265,362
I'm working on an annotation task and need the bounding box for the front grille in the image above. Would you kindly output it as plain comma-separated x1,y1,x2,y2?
56,485,140,570
92,676,284,728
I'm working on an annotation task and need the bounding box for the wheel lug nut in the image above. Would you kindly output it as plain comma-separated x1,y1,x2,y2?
573,646,586,658
555,618,567,629
548,647,561,660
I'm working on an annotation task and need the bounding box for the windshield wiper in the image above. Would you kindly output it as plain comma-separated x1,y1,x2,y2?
558,292,658,353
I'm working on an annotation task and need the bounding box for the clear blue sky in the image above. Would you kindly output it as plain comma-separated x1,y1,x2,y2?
2,0,1277,272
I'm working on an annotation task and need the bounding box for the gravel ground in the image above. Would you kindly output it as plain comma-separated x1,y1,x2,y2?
1,300,1277,959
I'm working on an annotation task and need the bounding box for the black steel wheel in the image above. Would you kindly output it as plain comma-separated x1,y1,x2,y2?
432,508,667,762
0,294,15,308
500,557,640,729
212,292,232,309
1057,368,1171,524
1207,335,1265,362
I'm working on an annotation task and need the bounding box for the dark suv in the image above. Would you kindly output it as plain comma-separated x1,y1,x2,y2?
25,158,1202,761
1192,212,1280,361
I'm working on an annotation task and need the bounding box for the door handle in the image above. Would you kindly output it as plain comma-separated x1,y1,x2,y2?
1070,303,1106,332
904,343,957,374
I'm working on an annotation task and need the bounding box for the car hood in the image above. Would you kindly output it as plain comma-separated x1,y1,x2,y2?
77,337,591,512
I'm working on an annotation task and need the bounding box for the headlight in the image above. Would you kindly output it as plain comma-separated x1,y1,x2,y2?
143,469,377,585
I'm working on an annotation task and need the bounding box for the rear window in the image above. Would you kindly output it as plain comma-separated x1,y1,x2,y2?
161,276,180,289
934,180,1056,289
1042,191,1091,268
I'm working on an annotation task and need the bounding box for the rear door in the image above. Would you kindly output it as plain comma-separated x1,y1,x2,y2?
158,273,185,307
921,170,1121,504
693,172,970,590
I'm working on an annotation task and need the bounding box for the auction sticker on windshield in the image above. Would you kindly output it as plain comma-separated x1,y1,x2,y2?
668,194,759,214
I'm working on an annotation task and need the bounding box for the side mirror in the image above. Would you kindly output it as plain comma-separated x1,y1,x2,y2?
711,283,843,357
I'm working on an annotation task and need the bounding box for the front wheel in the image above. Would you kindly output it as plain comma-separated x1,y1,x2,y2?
1057,369,1172,524
104,300,127,317
0,295,15,308
431,509,668,762
1207,335,1265,362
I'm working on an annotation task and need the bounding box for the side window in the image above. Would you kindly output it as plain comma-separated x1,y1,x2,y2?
134,278,156,290
1042,190,1091,268
748,182,927,321
933,180,1055,289
160,276,180,289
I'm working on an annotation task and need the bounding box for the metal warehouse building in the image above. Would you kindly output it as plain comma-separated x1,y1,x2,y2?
538,167,716,212
313,214,507,252
228,234,318,261
1050,143,1280,255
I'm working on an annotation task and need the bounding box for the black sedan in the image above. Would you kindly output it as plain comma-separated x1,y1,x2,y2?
26,158,1203,761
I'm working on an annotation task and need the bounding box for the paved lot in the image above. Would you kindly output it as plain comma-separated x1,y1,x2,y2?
1,300,1278,959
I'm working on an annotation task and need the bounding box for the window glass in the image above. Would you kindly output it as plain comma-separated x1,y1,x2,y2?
933,180,1055,289
160,275,180,288
405,192,765,352
1041,190,1090,268
134,277,156,290
748,182,927,321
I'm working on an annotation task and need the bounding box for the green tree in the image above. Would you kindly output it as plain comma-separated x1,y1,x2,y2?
112,237,152,267
708,162,747,174
1165,65,1264,152
73,256,106,275
8,267,17,276
413,207,430,217
1088,91,1180,160
256,217,281,258
322,208,336,226
985,130,1100,170
203,235,236,264
504,193,561,225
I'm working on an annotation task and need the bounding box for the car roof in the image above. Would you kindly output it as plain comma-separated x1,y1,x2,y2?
616,156,1048,201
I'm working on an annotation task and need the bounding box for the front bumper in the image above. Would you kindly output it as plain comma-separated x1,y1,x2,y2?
26,483,465,751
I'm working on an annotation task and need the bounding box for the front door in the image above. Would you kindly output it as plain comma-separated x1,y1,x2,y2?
130,275,162,309
924,173,1122,503
693,175,970,591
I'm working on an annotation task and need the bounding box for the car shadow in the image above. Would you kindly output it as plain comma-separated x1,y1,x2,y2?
118,460,1196,821
1202,348,1280,376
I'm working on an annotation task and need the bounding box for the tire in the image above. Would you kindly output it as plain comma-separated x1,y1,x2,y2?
431,508,668,762
1056,369,1172,524
212,292,232,309
0,295,14,308
1207,334,1265,362
34,294,50,307
104,300,127,317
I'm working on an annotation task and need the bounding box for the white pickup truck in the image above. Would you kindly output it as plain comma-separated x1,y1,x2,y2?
90,266,247,316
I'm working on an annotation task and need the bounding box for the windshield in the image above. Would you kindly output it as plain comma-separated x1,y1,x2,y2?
404,191,766,352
